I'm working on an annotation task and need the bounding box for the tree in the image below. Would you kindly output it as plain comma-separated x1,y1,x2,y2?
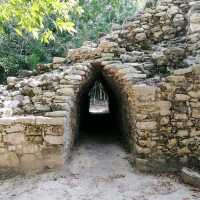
0,0,138,83
0,0,83,43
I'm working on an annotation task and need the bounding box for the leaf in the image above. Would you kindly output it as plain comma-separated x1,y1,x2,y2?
15,28,23,36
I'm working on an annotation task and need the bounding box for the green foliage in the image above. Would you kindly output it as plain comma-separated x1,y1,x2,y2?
71,0,137,47
0,0,82,42
0,0,138,83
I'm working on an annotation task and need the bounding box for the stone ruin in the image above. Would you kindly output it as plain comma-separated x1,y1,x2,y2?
0,0,200,173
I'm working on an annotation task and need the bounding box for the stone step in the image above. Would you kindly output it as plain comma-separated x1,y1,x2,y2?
181,167,200,188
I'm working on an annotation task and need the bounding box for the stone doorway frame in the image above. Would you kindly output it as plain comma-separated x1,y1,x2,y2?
63,62,136,163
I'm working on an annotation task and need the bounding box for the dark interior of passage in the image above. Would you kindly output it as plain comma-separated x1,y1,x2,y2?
76,69,125,144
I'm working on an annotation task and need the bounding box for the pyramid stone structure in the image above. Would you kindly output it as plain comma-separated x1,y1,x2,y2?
0,0,200,172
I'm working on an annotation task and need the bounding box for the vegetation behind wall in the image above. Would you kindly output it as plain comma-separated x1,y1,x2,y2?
0,0,140,83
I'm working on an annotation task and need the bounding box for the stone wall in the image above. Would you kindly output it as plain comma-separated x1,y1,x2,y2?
0,116,64,171
0,0,200,172
134,65,200,172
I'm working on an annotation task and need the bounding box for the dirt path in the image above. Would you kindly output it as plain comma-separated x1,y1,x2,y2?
0,134,199,200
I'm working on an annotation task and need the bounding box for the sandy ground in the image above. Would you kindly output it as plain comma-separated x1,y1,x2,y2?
0,133,199,200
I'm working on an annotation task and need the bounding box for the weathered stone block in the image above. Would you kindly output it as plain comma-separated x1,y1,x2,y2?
174,113,187,120
175,94,190,101
177,130,189,137
174,67,193,75
192,65,200,75
136,121,157,130
178,147,190,155
35,117,64,126
135,145,151,154
45,111,66,117
188,91,200,99
44,135,64,145
23,144,40,154
135,32,147,41
158,101,171,116
53,57,66,64
20,154,43,171
191,129,200,137
181,167,200,188
4,133,25,145
0,152,19,168
134,85,157,102
5,124,25,133
192,109,200,118
57,88,74,96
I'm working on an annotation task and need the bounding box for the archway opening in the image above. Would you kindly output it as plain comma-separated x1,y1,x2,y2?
75,67,126,147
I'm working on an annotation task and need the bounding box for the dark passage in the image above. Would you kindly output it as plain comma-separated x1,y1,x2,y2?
76,70,124,145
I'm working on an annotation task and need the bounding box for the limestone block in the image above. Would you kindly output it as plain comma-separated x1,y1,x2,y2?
174,113,187,120
57,88,74,96
174,67,193,75
27,136,43,144
192,64,200,75
177,130,189,137
42,148,64,169
173,14,185,26
23,144,40,154
45,111,66,117
64,75,82,81
191,129,200,137
0,118,14,125
188,91,200,99
0,143,5,148
98,40,119,53
43,91,56,98
136,121,157,130
20,154,43,171
4,133,25,145
167,5,180,16
152,51,167,66
153,31,163,39
181,138,196,146
135,158,150,172
32,87,42,96
175,94,190,101
178,147,190,155
166,75,185,83
192,109,200,118
44,135,64,145
35,117,64,126
5,124,25,133
160,117,170,125
157,101,171,116
136,114,148,121
190,102,200,108
34,103,50,112
67,46,99,62
168,139,177,148
181,167,200,188
189,8,200,33
45,126,64,136
74,64,89,72
135,144,151,154
53,57,65,64
0,148,6,154
7,77,18,86
53,96,73,103
8,145,16,151
135,32,147,41
134,85,157,102
0,152,19,168
14,116,36,124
